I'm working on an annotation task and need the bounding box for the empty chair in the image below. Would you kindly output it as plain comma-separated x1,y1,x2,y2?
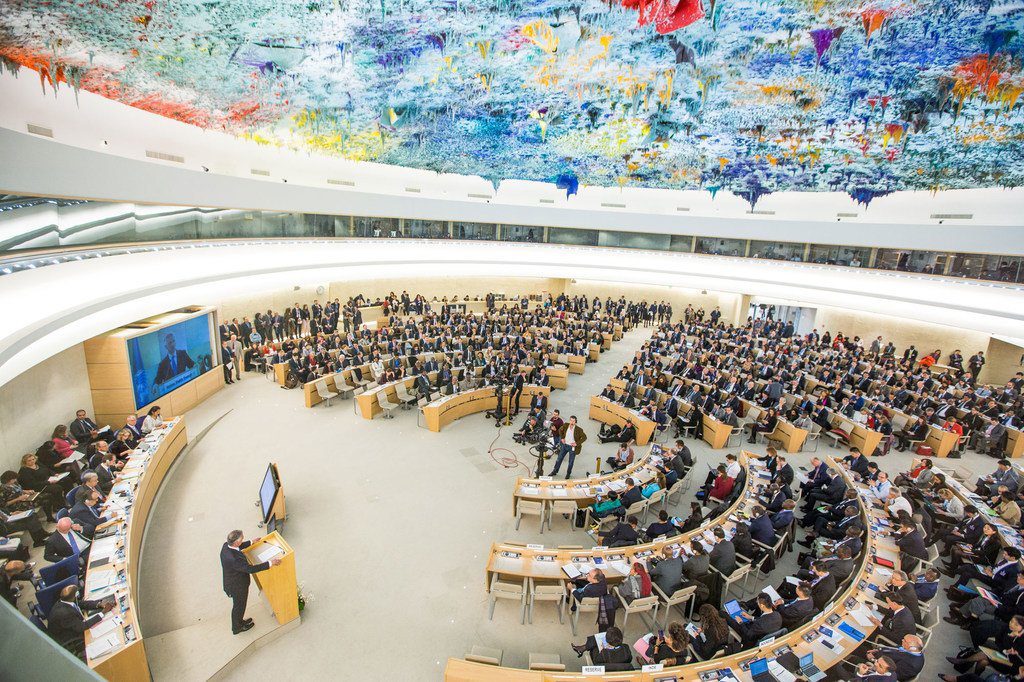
652,583,697,628
726,426,744,448
570,595,601,635
488,575,527,623
331,373,355,399
642,489,666,523
712,563,752,602
515,499,546,533
376,393,400,419
393,383,417,410
527,578,566,624
314,379,338,407
464,645,503,666
614,586,659,630
350,371,369,387
37,555,78,587
528,653,565,672
547,499,578,532
803,423,823,451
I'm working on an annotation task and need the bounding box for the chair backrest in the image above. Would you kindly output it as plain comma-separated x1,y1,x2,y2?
668,584,698,602
576,596,601,610
465,654,501,666
65,486,81,508
35,575,78,616
647,489,666,505
55,507,70,521
517,499,545,514
39,554,78,586
29,614,47,632
921,605,938,630
314,380,331,399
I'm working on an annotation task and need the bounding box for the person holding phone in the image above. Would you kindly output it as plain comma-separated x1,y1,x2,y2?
648,621,691,665
570,625,632,664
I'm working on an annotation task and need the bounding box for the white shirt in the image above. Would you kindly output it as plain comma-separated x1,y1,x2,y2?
563,425,576,447
887,495,912,518
141,415,163,434
726,461,741,479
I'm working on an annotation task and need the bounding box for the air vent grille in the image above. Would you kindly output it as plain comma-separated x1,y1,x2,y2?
250,168,270,176
601,202,626,208
467,193,492,199
676,207,690,212
746,209,776,215
405,187,421,193
26,123,53,138
146,150,184,163
327,178,355,186
539,199,555,204
836,212,858,218
930,213,972,220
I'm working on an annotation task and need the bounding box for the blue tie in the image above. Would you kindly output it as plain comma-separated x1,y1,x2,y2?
68,533,78,553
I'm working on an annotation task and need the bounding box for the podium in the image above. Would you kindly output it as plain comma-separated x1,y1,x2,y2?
242,531,299,625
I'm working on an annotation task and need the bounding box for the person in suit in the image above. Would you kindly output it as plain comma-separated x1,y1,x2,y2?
884,571,922,623
95,453,118,495
853,655,899,682
775,582,816,629
770,499,795,531
650,546,684,596
801,457,829,494
528,392,548,412
600,420,637,444
47,584,114,657
949,546,1021,597
863,634,925,682
68,488,108,538
599,516,640,548
221,530,281,634
571,625,632,666
619,478,643,509
154,332,196,385
937,505,985,556
868,592,916,645
747,506,775,546
709,527,737,575
568,568,608,610
0,559,28,607
550,416,587,478
69,410,109,445
894,519,928,573
221,341,237,384
773,455,794,488
730,594,783,646
508,370,526,416
44,517,88,563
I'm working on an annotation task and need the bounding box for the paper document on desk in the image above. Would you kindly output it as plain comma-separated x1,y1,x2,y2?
64,450,85,463
86,633,122,660
255,544,285,564
550,488,568,497
607,560,630,576
849,604,878,627
5,510,33,522
562,563,583,579
89,614,122,638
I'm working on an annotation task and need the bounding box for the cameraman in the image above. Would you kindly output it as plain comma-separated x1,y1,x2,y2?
515,415,544,443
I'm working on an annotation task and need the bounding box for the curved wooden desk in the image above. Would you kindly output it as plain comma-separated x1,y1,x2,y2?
82,417,188,680
461,456,896,681
423,386,551,432
487,453,754,588
588,396,656,446
512,446,660,515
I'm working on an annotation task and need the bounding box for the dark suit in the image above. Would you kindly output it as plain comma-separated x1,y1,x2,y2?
710,540,737,575
736,609,782,645
748,514,775,546
620,486,643,509
69,418,99,444
95,465,115,495
872,647,924,682
811,573,837,610
220,541,272,633
875,606,915,643
778,597,814,629
44,530,84,563
774,463,794,487
155,349,195,384
69,502,106,538
600,522,639,548
48,598,103,654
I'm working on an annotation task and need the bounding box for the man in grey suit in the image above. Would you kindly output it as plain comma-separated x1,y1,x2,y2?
976,460,1019,497
650,546,683,596
228,334,244,380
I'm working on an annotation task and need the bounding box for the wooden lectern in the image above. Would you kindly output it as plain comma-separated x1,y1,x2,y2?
242,531,300,625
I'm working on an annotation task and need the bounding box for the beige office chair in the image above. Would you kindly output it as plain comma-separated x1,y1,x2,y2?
464,645,503,666
803,423,823,451
652,583,697,628
393,383,417,410
515,499,546,533
570,595,601,635
528,653,565,672
488,575,527,623
614,587,659,631
376,393,400,419
547,499,578,532
331,374,355,400
527,578,566,624
314,379,339,406
642,489,666,523
726,426,744,448
711,563,752,601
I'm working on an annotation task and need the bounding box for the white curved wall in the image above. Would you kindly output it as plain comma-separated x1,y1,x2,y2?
2,68,1023,254
0,239,1021,388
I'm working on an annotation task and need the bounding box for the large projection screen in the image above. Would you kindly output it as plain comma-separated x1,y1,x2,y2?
126,313,216,410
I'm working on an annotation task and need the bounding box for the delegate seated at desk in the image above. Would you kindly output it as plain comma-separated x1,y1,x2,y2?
48,584,115,658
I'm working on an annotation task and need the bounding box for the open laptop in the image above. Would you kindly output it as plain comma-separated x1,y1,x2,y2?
749,658,779,682
724,599,751,623
798,653,825,682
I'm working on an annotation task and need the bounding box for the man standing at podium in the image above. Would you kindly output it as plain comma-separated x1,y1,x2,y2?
220,530,281,634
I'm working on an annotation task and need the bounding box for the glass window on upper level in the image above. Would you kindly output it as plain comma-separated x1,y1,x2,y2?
696,237,745,257
598,231,672,251
501,225,542,242
809,244,871,268
453,222,496,241
749,241,806,262
668,235,694,253
875,248,952,275
405,219,448,239
548,227,598,247
354,216,399,238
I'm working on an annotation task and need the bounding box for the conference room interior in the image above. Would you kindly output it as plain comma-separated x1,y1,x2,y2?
2,6,1024,678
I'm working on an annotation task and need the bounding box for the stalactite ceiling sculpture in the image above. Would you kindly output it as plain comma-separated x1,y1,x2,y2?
1,0,1022,205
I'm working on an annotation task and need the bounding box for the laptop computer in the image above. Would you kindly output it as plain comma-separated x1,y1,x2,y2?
724,599,751,623
799,653,825,682
749,658,779,682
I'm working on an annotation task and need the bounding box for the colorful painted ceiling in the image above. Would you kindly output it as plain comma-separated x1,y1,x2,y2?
1,0,1023,204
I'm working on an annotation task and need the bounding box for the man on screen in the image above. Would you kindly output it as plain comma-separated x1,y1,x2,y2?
154,333,195,385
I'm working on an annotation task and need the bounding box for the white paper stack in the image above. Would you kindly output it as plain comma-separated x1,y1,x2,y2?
86,633,122,660
255,544,285,564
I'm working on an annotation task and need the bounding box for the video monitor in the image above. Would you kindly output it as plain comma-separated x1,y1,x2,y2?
127,313,215,409
259,463,280,523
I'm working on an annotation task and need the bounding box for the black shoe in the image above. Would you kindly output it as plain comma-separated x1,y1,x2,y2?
233,621,255,634
797,538,813,548
243,618,253,626
572,644,587,657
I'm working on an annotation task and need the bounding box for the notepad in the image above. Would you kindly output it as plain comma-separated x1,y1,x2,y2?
85,633,122,660
89,614,122,638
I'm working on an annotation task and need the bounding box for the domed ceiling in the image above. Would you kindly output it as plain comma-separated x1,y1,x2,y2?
1,0,1022,204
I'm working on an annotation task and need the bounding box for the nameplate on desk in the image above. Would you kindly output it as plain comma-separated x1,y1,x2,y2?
527,544,544,551
582,666,606,675
643,664,665,672
538,476,553,481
